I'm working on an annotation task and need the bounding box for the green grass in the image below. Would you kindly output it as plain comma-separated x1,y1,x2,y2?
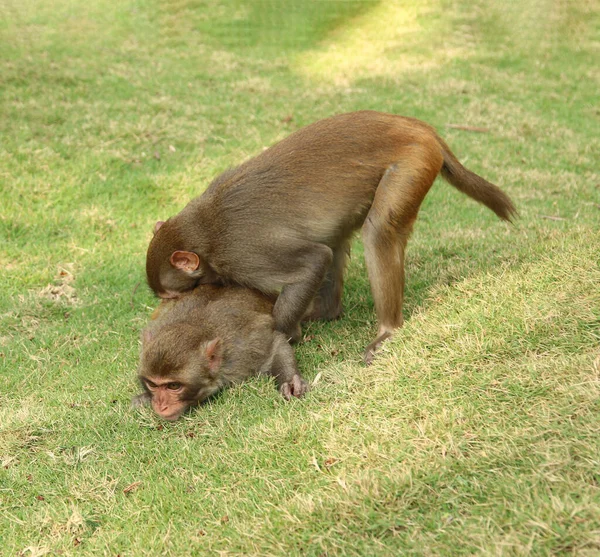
1,0,599,554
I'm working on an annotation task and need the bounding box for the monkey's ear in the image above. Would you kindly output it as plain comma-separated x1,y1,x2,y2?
170,251,201,272
154,221,165,234
204,338,223,373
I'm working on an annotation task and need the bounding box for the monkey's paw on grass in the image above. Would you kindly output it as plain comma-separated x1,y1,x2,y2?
279,374,309,400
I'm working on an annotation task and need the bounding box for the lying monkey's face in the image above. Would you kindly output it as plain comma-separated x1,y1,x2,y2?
140,377,192,421
138,375,218,421
137,329,224,421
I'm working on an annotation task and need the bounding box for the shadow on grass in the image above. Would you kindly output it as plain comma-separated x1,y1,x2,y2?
169,0,381,54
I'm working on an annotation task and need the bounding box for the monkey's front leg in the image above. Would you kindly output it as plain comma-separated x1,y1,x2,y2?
303,240,350,322
269,333,309,400
272,243,333,341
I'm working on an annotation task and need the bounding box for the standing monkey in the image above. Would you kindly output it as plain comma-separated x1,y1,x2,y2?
134,284,307,421
146,111,516,363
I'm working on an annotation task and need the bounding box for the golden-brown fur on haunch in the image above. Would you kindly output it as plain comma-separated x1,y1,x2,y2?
134,284,307,420
146,111,516,362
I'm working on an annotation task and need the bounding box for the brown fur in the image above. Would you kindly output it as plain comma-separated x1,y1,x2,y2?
133,284,307,420
146,111,516,363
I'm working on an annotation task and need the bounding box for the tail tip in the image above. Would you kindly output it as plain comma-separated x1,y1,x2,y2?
500,203,518,223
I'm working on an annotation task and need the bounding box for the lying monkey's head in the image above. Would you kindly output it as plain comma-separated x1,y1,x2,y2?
138,324,225,421
146,220,217,299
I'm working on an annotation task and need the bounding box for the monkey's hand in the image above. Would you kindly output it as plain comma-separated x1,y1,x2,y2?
131,392,151,408
279,374,308,400
286,323,303,344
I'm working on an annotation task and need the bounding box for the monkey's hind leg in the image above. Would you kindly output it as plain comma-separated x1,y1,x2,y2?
362,145,442,364
267,332,309,400
303,240,350,322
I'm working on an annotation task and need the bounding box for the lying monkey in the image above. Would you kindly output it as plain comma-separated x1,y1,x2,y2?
146,111,517,364
133,284,308,421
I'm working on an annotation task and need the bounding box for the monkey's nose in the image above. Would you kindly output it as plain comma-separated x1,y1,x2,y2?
158,410,181,421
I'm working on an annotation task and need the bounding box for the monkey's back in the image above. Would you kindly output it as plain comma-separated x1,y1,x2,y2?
192,111,441,247
150,284,277,377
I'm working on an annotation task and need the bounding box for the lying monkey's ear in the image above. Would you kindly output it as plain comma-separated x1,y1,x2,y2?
154,221,165,234
170,251,201,272
204,338,223,373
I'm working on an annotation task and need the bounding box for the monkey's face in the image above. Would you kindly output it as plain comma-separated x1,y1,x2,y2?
141,377,193,421
138,328,224,421
138,375,219,421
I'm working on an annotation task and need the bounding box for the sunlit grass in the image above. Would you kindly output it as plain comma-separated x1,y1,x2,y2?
293,1,444,85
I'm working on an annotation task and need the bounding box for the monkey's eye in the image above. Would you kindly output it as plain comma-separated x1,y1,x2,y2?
167,382,183,391
145,380,158,390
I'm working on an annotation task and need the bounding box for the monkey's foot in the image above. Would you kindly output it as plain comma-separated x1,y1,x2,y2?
279,374,309,400
363,331,393,365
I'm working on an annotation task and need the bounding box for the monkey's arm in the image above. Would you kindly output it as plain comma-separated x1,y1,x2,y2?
267,332,308,400
271,242,333,339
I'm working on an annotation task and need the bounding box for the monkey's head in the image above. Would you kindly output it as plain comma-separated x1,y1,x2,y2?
146,220,218,299
138,325,225,421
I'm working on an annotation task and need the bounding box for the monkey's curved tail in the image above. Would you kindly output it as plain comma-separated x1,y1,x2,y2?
436,136,517,222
